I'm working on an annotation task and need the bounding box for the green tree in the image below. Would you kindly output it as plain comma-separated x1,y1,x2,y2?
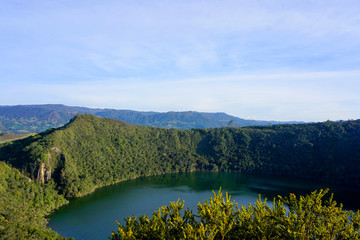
110,189,360,240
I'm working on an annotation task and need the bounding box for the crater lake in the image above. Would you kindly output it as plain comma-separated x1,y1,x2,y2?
48,172,360,240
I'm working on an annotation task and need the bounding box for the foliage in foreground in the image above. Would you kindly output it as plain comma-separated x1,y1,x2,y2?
0,161,68,240
110,189,360,240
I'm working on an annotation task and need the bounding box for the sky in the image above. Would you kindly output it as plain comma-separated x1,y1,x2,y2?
1,0,360,122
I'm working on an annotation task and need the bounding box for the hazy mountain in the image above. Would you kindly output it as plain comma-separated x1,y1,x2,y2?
0,104,301,134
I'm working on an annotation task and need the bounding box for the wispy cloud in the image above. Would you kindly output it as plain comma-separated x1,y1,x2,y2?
2,70,359,121
1,1,359,121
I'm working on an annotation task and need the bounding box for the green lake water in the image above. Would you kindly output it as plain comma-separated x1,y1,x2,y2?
48,172,360,240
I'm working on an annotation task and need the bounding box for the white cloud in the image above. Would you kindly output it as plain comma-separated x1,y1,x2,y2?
1,1,360,122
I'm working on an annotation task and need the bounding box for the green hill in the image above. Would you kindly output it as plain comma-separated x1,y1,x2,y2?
1,114,359,198
0,114,359,239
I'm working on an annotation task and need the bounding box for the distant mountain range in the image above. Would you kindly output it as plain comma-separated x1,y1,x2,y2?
0,104,302,134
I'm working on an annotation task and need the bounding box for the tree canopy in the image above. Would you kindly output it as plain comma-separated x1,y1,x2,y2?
110,189,360,240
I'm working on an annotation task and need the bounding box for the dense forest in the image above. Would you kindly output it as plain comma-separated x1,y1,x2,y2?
0,162,67,239
0,114,359,239
1,114,359,197
0,104,298,133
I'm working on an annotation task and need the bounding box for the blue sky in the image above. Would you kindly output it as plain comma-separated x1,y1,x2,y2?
1,0,359,121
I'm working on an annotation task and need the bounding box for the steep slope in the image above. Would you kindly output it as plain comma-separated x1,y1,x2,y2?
1,115,359,199
0,161,67,239
0,115,205,197
0,104,300,133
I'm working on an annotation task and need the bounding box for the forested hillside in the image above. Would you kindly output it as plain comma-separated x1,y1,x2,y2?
0,162,67,239
0,115,359,238
1,114,359,199
0,104,298,133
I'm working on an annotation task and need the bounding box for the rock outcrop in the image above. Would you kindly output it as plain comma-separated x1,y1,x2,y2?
37,163,46,184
